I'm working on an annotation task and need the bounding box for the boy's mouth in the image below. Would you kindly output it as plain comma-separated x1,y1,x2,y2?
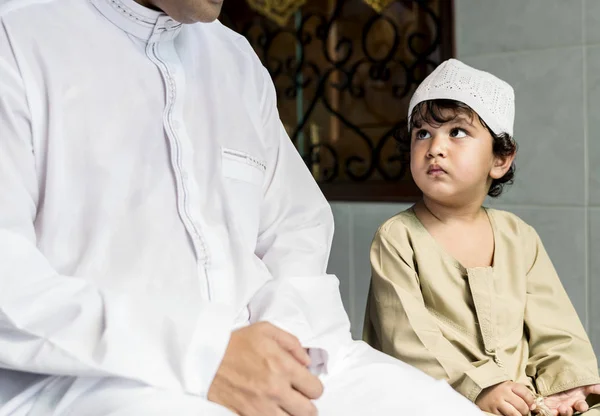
427,164,447,175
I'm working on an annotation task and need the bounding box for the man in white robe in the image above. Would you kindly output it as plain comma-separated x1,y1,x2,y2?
0,0,482,414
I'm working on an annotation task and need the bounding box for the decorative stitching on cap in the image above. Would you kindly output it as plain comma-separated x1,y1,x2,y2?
408,59,515,136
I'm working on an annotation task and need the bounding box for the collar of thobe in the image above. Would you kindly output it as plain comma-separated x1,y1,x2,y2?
90,0,182,42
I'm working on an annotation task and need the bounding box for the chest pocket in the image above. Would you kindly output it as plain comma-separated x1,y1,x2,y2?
221,147,266,247
222,148,266,185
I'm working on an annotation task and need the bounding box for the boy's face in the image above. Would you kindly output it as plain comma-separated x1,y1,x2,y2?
136,0,223,23
410,108,510,204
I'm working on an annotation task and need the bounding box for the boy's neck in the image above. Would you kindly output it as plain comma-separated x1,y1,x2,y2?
418,196,485,224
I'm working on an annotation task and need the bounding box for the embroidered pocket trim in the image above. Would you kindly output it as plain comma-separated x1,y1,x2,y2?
221,147,266,185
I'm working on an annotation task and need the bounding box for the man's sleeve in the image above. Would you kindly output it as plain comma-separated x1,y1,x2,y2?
0,21,235,398
522,224,600,395
247,65,353,374
365,224,509,402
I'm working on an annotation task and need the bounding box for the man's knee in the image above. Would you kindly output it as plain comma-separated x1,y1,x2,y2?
27,377,234,416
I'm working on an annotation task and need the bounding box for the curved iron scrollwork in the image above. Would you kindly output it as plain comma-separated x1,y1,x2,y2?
222,0,452,186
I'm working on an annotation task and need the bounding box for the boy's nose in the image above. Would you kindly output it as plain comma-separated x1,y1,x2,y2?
426,135,448,158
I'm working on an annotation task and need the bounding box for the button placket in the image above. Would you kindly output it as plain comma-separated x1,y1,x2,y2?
145,25,212,300
467,268,500,366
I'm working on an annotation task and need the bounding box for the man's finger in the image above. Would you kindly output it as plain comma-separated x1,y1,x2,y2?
573,400,589,413
279,387,318,416
557,404,573,416
261,403,291,416
288,356,324,400
265,323,311,366
511,384,536,408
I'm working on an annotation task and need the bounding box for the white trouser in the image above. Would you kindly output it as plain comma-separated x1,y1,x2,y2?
1,341,482,416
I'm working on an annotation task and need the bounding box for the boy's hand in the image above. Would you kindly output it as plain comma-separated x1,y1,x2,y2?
543,384,600,416
476,381,537,416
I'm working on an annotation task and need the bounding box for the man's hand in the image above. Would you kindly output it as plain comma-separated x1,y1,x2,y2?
208,322,324,416
476,381,536,416
542,384,600,416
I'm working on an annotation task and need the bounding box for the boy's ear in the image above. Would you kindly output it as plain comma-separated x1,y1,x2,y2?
490,152,515,180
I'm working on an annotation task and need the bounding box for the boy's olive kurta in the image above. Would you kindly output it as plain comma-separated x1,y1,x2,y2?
364,208,600,404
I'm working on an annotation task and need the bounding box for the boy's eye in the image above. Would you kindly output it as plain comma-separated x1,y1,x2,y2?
415,129,431,140
450,128,467,138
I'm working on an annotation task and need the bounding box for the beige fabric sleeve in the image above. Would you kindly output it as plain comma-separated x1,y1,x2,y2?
522,225,600,395
365,225,509,402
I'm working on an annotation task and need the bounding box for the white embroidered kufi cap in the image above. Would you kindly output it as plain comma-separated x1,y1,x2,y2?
408,59,515,136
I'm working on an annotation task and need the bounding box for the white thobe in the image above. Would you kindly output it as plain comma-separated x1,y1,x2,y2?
0,0,483,414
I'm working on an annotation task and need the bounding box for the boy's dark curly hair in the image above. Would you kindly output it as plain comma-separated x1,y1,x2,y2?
400,99,517,198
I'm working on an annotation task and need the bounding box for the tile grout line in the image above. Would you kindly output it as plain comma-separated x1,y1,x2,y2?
335,202,592,210
461,42,600,62
348,207,356,336
459,44,584,61
583,0,591,333
479,203,586,210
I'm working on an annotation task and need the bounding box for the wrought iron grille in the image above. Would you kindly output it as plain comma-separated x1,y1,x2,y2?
221,0,454,201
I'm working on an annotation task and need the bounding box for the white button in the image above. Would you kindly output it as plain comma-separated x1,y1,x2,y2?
164,19,177,29
181,171,188,181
